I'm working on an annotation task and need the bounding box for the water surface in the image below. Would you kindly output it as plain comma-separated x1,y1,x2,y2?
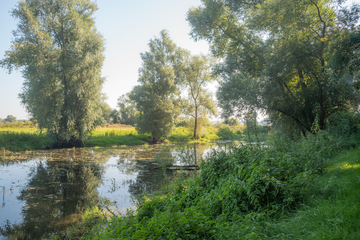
0,142,234,239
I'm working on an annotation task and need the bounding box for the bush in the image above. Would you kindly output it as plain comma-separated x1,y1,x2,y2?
217,124,240,140
327,111,360,148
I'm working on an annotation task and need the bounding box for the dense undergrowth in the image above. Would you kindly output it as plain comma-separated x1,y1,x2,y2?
65,112,360,240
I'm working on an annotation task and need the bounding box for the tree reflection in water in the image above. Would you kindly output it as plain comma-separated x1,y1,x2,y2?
0,149,105,239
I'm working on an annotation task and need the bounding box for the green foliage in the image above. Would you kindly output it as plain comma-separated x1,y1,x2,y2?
50,206,109,240
326,5,360,78
187,117,212,139
327,111,360,148
0,121,36,129
85,132,151,147
4,115,16,123
117,93,137,125
182,54,217,139
168,127,193,142
130,30,187,143
0,131,50,151
188,0,360,136
97,101,112,125
223,148,360,239
109,109,121,124
223,117,240,126
216,124,240,140
1,0,105,146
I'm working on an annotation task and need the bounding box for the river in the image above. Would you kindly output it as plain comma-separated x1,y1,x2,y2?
0,142,238,239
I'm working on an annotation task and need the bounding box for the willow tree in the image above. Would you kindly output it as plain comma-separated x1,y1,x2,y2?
130,30,187,143
188,0,360,135
117,93,137,126
1,0,104,146
183,54,217,139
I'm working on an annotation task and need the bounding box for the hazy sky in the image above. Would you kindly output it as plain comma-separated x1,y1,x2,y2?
0,0,358,120
0,0,210,119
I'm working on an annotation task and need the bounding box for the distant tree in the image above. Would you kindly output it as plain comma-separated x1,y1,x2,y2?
224,118,239,126
130,30,187,143
117,93,137,126
100,102,112,124
0,118,3,123
5,115,17,122
183,54,217,139
1,0,105,147
109,109,121,124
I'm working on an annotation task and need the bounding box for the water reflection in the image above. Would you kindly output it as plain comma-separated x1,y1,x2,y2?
0,149,105,239
0,142,236,239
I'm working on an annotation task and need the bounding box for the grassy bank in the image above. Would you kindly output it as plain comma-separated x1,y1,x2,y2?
66,129,360,239
0,124,266,151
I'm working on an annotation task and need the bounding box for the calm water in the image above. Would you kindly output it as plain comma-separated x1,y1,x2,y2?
0,142,236,239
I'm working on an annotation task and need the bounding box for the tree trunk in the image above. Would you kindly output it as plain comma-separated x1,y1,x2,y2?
194,108,198,139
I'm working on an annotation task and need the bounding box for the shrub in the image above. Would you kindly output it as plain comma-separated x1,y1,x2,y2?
217,124,239,140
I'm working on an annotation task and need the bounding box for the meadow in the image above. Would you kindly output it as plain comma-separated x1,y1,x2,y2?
0,122,269,151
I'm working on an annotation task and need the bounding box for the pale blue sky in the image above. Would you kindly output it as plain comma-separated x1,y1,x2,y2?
0,0,210,119
0,0,358,120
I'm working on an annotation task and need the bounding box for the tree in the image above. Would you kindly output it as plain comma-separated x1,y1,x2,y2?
5,115,17,122
117,93,137,125
109,109,121,124
96,101,112,125
1,0,105,147
188,0,360,136
223,117,239,126
130,30,187,143
182,54,217,139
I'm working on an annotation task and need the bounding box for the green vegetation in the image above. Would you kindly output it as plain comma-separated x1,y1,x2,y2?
85,131,151,147
130,30,187,144
188,0,360,135
0,131,50,151
73,113,360,239
1,0,105,147
0,121,270,151
117,93,137,126
182,54,217,139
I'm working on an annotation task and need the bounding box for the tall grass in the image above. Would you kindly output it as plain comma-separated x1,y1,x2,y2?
0,131,50,151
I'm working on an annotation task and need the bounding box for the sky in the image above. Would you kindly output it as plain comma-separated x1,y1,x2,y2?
0,0,358,120
0,0,210,120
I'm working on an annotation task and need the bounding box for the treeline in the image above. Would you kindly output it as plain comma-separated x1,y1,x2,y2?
1,0,360,147
0,115,17,123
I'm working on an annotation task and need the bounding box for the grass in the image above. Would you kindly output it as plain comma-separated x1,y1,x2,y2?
0,131,50,151
0,123,270,151
259,148,360,239
85,125,152,147
85,133,151,147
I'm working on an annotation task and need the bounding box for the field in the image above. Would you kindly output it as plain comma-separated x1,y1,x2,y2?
0,122,270,151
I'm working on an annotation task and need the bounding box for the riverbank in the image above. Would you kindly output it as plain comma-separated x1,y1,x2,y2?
58,131,360,239
0,124,268,151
